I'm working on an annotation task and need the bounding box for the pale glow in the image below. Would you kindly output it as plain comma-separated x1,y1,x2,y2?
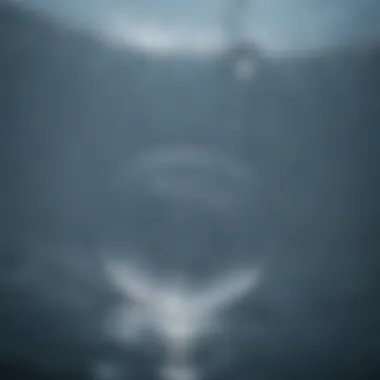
91,361,127,380
160,363,199,380
106,258,260,380
235,58,257,80
109,17,224,56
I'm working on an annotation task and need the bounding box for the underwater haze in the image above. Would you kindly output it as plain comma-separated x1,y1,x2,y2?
0,1,379,379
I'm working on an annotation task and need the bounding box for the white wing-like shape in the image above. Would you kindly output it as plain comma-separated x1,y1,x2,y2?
106,259,155,304
105,258,261,380
106,258,260,346
192,269,260,315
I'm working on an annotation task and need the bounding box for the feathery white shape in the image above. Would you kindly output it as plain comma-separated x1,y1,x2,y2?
193,269,260,313
107,259,259,342
106,260,154,303
106,258,260,380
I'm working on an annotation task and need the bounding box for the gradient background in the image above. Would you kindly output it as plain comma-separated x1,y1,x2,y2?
0,1,379,379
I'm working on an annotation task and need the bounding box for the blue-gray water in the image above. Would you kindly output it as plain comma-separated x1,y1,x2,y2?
0,1,379,379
